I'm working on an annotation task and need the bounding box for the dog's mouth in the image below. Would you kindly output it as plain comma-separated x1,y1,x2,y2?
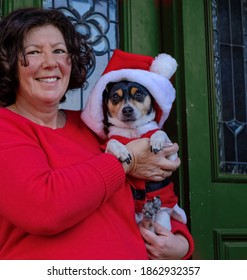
121,115,137,122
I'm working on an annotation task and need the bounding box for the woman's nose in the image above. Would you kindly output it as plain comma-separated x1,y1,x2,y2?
41,52,58,68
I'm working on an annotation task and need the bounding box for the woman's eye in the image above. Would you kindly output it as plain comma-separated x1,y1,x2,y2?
26,50,40,55
54,49,67,54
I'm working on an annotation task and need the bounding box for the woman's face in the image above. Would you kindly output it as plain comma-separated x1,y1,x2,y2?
17,25,72,107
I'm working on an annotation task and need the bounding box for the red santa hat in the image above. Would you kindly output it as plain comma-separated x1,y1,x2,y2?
81,49,177,140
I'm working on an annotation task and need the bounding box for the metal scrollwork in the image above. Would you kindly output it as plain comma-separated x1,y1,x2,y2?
57,7,110,56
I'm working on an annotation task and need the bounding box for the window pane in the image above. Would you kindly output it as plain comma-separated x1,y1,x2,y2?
212,0,247,174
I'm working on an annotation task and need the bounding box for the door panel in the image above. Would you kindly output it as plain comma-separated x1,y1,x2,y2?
179,0,247,259
214,229,247,260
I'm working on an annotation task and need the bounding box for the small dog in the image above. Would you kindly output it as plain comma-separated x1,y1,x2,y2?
103,81,177,163
102,80,185,231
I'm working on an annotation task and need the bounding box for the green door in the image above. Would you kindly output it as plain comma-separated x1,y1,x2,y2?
177,0,247,259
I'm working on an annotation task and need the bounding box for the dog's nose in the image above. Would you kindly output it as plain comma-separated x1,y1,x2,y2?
122,106,133,117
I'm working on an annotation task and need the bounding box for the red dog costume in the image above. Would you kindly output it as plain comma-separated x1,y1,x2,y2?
81,49,187,230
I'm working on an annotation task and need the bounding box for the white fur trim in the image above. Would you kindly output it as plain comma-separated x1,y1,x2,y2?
150,53,178,79
81,69,175,139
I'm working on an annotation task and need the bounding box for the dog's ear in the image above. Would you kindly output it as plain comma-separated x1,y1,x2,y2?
102,82,115,132
102,82,115,103
102,87,109,104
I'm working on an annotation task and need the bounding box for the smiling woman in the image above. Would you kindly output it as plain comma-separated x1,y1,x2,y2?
0,8,93,107
0,7,193,260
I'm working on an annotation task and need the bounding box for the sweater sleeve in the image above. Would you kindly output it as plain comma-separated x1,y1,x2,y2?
170,218,194,260
0,140,125,236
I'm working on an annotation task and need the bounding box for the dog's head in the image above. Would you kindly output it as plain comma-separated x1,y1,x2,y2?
103,81,156,129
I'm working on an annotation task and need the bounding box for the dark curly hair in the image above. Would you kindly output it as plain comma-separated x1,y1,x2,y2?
0,7,94,106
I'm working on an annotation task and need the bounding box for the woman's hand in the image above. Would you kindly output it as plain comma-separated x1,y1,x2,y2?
123,138,180,181
139,222,189,260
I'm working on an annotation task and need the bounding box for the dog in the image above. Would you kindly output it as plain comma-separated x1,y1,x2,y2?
102,80,186,231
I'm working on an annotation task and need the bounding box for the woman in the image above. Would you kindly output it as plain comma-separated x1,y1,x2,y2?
0,7,194,260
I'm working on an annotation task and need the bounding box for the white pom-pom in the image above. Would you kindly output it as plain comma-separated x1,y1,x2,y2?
150,53,178,79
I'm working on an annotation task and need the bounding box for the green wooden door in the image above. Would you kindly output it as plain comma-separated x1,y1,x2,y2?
176,0,247,259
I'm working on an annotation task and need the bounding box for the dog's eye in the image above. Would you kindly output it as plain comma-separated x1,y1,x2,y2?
111,93,121,104
133,91,145,101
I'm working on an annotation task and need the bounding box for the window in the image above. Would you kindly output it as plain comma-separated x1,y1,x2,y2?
212,0,247,174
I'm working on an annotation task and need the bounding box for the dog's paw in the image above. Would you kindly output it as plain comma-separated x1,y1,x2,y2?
150,131,178,160
105,139,132,164
150,130,171,153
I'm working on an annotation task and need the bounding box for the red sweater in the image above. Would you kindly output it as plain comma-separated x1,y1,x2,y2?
0,108,194,260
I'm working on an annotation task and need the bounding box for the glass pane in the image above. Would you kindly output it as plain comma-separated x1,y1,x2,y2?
212,0,247,174
43,0,119,110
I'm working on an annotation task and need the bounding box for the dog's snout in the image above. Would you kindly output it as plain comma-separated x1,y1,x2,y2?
122,106,133,117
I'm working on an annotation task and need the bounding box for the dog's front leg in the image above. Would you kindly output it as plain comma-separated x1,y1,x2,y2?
150,130,177,160
105,139,132,164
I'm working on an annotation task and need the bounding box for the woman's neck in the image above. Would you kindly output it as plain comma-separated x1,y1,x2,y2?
7,102,66,129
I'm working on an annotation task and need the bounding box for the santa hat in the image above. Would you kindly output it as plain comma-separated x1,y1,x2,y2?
81,49,177,140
